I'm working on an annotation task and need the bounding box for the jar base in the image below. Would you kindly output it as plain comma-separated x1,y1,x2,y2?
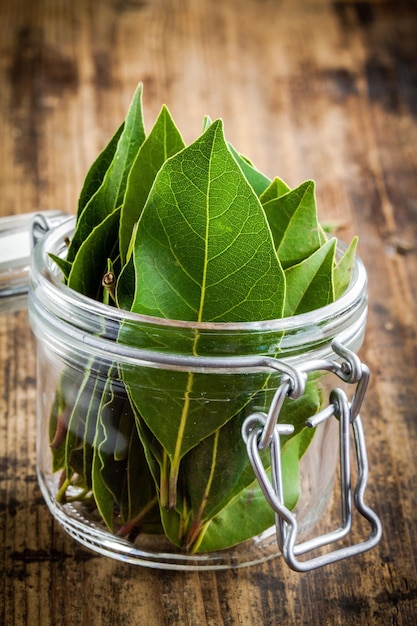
37,468,335,571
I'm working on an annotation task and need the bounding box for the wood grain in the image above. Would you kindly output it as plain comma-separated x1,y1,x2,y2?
1,0,417,624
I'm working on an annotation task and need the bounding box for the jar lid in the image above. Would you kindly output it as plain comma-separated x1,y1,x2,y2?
0,211,69,313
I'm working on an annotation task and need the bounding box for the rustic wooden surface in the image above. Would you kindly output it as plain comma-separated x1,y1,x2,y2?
1,0,416,624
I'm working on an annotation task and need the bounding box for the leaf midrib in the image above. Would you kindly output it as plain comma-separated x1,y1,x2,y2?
198,129,217,324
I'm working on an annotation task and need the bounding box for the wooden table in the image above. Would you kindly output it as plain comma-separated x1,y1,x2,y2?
1,0,416,623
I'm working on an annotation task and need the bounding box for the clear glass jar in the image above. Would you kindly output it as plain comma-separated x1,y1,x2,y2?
28,217,368,570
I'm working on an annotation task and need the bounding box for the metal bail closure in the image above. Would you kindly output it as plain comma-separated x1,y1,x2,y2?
242,342,382,572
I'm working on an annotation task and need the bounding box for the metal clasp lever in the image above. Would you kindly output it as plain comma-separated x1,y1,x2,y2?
242,344,382,572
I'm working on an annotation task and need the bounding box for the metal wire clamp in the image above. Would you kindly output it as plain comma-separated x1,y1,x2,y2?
242,341,382,572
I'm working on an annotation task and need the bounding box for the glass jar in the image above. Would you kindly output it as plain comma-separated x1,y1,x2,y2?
29,217,371,570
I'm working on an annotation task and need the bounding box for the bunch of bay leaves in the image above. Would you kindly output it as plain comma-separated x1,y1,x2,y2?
49,84,357,553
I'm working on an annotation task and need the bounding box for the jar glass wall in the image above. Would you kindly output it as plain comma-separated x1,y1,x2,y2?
29,218,368,570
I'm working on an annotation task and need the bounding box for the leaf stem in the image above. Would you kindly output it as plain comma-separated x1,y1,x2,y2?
188,520,210,554
66,488,92,503
168,371,194,508
56,476,72,503
116,495,159,537
184,429,219,550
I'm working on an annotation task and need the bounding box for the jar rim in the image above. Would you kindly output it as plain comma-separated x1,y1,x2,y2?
31,216,367,334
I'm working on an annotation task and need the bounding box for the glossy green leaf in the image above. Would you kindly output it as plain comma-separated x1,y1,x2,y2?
202,116,271,197
77,122,125,219
67,207,121,299
160,374,322,551
48,253,72,281
121,121,285,506
119,105,185,265
168,414,252,550
118,423,161,533
259,176,291,202
128,119,285,322
91,382,118,529
122,364,261,508
67,83,145,262
49,367,84,474
116,254,135,311
195,427,312,552
64,362,106,486
284,238,337,316
90,375,156,530
261,180,323,269
334,236,358,299
228,144,271,197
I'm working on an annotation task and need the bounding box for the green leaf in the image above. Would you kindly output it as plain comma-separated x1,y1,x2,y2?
186,376,321,551
97,378,159,528
48,253,72,281
91,384,118,529
261,180,323,269
259,176,291,202
129,119,285,322
64,362,107,485
49,367,84,474
118,423,161,531
333,236,358,299
67,83,145,262
77,122,125,219
122,364,262,508
202,117,270,198
228,143,271,197
67,207,121,299
119,105,185,265
196,482,274,552
116,255,135,311
121,120,286,506
284,238,337,316
172,415,251,549
156,372,322,551
131,407,166,496
195,427,311,552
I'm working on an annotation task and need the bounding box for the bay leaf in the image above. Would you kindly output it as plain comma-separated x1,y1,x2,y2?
259,176,291,202
91,381,118,529
333,236,358,299
284,238,337,316
114,399,159,526
67,83,145,262
49,367,84,474
122,364,262,507
160,374,322,550
128,119,285,322
64,363,106,484
48,253,72,281
115,254,135,311
119,105,185,265
120,119,285,505
203,117,271,197
91,375,149,530
195,427,312,553
172,414,250,550
261,179,324,269
228,143,271,197
67,207,121,299
77,122,125,219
